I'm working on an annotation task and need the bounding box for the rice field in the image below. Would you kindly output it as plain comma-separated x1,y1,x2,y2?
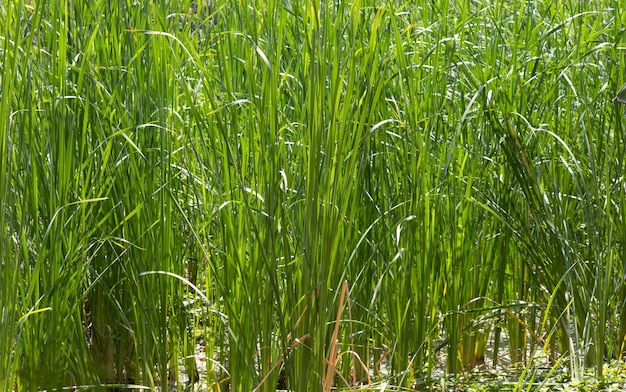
1,0,626,390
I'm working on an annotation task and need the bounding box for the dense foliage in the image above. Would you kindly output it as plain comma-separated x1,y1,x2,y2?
1,0,625,390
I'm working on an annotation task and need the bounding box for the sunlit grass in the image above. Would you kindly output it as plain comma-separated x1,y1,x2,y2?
1,0,625,390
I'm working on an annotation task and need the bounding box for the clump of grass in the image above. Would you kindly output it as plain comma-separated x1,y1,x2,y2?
1,0,625,390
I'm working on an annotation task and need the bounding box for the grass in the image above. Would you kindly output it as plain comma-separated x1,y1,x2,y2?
1,0,625,390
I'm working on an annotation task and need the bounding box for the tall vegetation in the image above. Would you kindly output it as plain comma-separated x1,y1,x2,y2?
1,0,625,390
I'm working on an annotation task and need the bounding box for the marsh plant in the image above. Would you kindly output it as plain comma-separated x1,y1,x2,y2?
1,0,625,390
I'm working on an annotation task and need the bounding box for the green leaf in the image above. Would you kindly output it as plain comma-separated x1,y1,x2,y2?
613,82,626,103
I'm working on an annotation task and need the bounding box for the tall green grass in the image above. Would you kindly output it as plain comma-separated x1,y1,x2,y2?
1,0,625,390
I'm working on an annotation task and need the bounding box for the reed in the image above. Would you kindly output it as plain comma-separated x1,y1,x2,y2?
1,0,625,390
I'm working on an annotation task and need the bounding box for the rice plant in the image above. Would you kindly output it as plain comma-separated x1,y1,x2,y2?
1,0,625,390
